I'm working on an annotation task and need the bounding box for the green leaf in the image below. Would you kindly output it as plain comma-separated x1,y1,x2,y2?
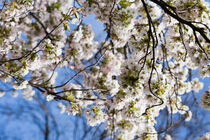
66,92,75,102
119,0,131,8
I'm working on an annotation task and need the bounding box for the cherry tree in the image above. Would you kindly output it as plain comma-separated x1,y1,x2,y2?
0,0,209,139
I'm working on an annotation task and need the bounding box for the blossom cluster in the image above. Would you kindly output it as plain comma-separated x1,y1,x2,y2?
0,0,209,140
197,132,210,140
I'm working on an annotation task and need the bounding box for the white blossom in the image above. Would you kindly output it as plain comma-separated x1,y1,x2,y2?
58,102,66,114
46,95,55,102
197,132,210,140
200,90,210,111
22,86,35,100
0,91,5,97
164,134,172,140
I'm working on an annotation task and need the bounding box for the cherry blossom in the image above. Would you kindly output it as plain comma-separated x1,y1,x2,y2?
0,0,209,139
